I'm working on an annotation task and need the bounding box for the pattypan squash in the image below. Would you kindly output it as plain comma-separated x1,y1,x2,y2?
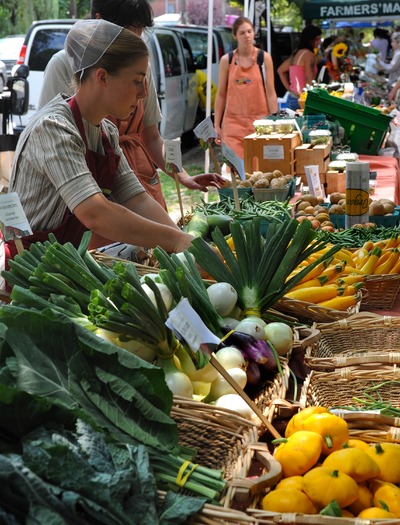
322,446,380,483
301,412,349,455
285,406,329,437
303,466,359,509
366,443,400,484
273,430,323,477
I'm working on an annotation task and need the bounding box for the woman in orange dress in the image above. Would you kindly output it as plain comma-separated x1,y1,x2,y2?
214,17,278,159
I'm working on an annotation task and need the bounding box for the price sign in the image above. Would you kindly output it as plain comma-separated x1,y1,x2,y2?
304,165,325,199
166,298,220,352
164,138,183,173
0,192,32,242
193,116,217,143
221,142,245,181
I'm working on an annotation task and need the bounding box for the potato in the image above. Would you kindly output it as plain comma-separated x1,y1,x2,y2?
329,204,345,214
330,192,345,204
301,194,319,207
296,200,311,211
369,201,386,216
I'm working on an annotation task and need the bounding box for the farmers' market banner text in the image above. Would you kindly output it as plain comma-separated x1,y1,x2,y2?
303,0,400,20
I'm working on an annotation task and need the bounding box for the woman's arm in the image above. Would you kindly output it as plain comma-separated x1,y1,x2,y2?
142,124,224,190
303,50,317,85
213,54,229,143
74,191,193,253
277,57,291,92
263,51,278,114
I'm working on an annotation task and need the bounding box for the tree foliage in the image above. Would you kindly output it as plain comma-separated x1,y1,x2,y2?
186,0,225,26
0,0,91,36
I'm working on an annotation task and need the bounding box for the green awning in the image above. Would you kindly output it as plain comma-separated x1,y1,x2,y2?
303,0,400,20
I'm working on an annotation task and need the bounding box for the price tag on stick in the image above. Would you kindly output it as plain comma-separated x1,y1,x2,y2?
165,298,281,439
164,139,185,225
0,192,32,255
193,117,221,174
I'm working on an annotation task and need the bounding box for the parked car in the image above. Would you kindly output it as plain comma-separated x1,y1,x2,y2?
14,19,199,139
0,34,25,77
0,60,7,93
154,23,237,87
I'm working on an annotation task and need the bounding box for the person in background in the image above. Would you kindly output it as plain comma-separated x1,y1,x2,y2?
213,16,278,159
5,20,196,272
370,27,390,61
38,0,223,212
316,35,335,84
277,24,322,111
376,31,400,90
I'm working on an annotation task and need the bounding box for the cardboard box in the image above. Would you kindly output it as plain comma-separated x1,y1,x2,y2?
324,170,346,194
244,132,301,175
295,139,332,184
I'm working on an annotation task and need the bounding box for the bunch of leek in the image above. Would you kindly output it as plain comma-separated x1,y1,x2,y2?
188,217,341,318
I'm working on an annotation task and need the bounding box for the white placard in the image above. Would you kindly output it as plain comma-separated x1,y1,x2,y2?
164,138,183,173
193,116,217,142
166,297,220,352
263,145,284,160
304,165,325,199
221,141,245,181
0,192,32,241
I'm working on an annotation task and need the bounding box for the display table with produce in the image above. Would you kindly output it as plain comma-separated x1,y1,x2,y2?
2,200,400,522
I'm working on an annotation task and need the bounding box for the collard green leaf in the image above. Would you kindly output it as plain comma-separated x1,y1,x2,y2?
159,492,206,525
0,306,178,452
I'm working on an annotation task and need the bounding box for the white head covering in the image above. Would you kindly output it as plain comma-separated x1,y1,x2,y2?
65,19,123,75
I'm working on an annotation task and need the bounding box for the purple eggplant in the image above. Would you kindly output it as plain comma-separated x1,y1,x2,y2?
220,330,277,369
246,360,262,385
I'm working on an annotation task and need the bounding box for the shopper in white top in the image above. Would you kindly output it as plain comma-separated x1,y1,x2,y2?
376,32,400,89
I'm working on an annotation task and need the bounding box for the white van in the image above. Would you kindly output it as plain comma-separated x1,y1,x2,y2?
14,19,199,139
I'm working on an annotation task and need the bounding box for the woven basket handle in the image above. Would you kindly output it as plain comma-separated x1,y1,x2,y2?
293,325,320,350
229,443,282,501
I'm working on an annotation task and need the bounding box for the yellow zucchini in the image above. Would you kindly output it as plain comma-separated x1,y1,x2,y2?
286,284,339,303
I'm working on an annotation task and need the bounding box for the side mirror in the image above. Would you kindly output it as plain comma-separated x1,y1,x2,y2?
11,64,30,79
194,54,207,70
10,78,29,115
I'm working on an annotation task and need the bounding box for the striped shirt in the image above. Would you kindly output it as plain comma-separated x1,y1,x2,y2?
9,95,145,232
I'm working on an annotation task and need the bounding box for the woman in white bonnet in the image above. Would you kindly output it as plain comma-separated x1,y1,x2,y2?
5,19,195,271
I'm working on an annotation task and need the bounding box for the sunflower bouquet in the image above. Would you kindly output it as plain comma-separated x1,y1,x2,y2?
325,41,353,82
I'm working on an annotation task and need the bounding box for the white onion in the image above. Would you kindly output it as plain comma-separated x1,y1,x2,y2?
96,329,156,362
264,322,293,356
141,282,174,312
207,367,247,401
215,346,245,370
235,316,267,340
214,394,254,420
221,316,241,330
164,370,193,398
207,282,238,317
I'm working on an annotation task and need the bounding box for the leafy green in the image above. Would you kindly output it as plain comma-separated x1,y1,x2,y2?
0,305,177,453
0,421,205,524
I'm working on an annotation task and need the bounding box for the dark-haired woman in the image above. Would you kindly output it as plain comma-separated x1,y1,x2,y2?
277,24,322,111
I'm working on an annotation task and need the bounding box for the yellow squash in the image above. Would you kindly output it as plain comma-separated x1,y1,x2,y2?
322,446,380,482
261,488,317,514
301,412,350,455
358,507,397,519
303,467,359,509
275,475,304,492
373,481,400,517
285,406,329,437
366,443,400,484
346,483,374,515
273,430,323,477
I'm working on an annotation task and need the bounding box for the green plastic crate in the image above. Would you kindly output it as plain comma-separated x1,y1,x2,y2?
304,89,393,155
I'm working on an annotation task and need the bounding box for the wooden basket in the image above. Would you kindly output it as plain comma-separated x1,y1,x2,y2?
171,396,282,511
300,365,400,417
360,273,400,310
273,292,362,325
90,249,159,274
246,511,394,524
338,412,400,444
249,359,291,424
304,312,400,370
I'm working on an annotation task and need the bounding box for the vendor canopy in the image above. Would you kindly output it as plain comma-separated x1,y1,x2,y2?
303,0,400,20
